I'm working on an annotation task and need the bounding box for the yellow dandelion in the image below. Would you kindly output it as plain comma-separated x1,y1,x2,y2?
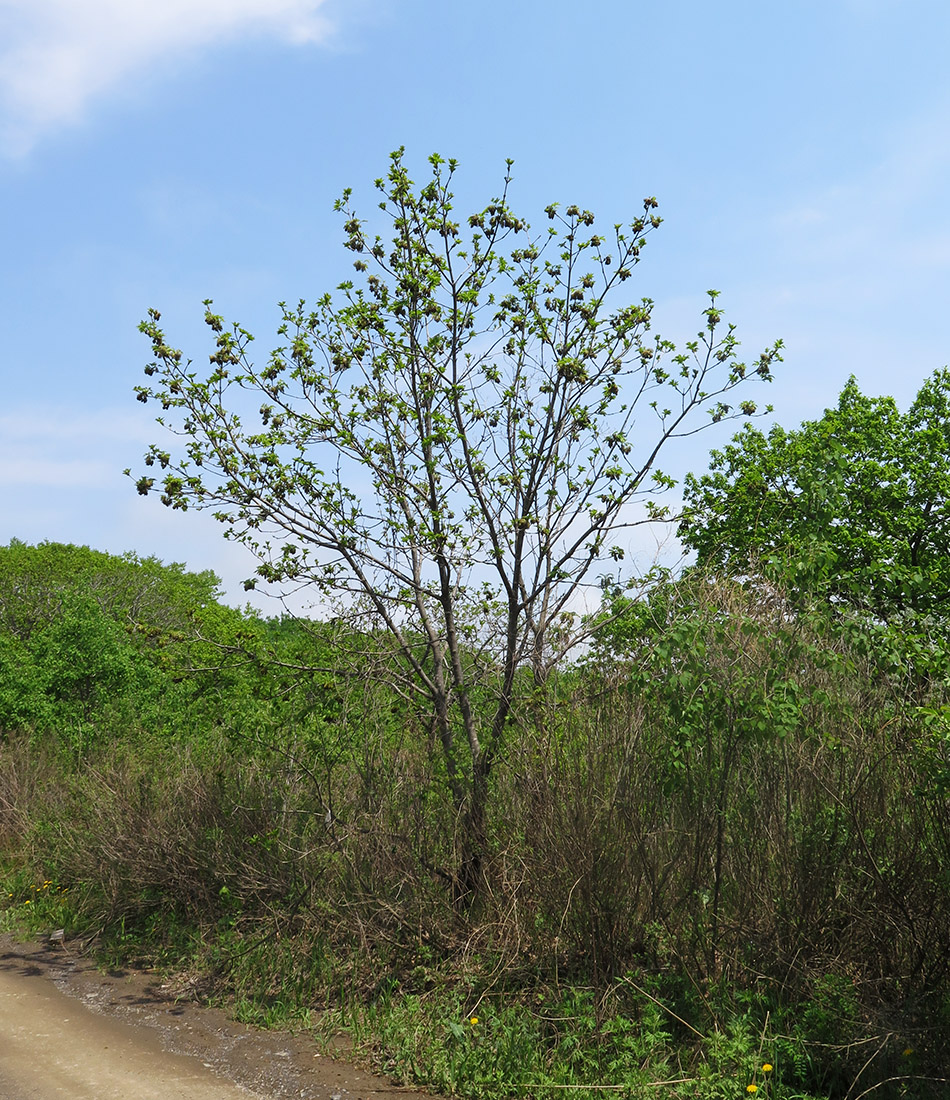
746,1086,758,1094
762,1063,773,1072
903,1047,914,1057
469,1016,479,1026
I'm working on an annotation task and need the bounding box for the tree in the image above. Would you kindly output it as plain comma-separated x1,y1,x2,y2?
0,538,223,642
679,370,950,624
0,540,262,742
131,150,781,903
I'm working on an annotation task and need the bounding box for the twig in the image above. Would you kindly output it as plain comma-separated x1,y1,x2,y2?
844,1035,891,1100
513,1081,697,1090
620,976,706,1041
850,1076,948,1100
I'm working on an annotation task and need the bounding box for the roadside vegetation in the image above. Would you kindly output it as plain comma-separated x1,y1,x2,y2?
2,536,949,1098
4,154,950,1098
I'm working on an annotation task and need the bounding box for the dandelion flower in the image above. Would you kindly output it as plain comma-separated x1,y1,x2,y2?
746,1086,758,1094
903,1047,914,1057
762,1064,773,1072
469,1016,479,1026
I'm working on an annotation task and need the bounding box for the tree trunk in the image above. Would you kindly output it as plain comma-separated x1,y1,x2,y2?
452,760,489,911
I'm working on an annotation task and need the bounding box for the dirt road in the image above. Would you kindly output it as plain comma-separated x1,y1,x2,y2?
0,935,433,1099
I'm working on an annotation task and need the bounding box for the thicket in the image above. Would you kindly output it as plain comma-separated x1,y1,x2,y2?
2,538,950,1099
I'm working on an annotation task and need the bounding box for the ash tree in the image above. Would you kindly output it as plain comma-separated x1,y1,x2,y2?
132,150,781,903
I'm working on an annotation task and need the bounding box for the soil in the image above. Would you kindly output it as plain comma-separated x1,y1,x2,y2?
0,933,439,1100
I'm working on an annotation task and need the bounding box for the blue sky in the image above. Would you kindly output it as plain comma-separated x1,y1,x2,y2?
2,0,949,609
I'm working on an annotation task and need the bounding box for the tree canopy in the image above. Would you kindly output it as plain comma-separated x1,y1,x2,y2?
0,538,223,641
0,540,349,754
679,370,950,625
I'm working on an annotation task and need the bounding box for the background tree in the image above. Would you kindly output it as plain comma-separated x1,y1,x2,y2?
132,150,781,902
679,370,950,626
0,538,223,641
0,540,277,745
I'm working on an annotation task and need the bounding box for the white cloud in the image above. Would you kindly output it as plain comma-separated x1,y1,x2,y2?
774,98,950,267
0,0,333,156
0,456,113,488
0,406,151,444
0,405,150,489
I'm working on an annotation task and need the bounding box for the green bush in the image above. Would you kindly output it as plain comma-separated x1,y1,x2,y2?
2,543,950,1097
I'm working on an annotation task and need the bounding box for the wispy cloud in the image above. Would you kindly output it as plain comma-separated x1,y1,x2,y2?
774,98,950,270
0,403,314,609
0,456,115,488
0,0,334,156
0,407,150,444
0,406,150,488
726,97,950,420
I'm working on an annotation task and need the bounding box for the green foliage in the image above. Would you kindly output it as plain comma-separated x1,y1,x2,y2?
30,591,142,720
592,570,857,772
4,536,950,1095
0,541,351,753
0,870,74,938
0,632,51,731
0,537,222,640
341,984,679,1100
680,371,950,628
131,150,780,901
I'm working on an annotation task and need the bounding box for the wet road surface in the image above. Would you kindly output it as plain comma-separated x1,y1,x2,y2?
0,935,433,1100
